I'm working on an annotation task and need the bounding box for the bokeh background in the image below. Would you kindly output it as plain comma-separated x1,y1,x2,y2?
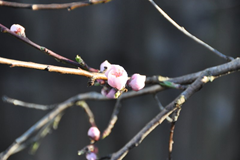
1,0,240,159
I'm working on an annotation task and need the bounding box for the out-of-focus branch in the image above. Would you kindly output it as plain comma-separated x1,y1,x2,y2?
0,92,108,160
0,57,107,80
0,0,112,11
76,101,96,126
102,99,121,139
148,0,234,61
2,96,56,110
0,86,167,160
154,94,173,122
0,24,98,72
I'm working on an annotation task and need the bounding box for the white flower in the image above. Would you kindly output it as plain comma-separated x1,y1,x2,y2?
100,60,111,72
10,24,26,37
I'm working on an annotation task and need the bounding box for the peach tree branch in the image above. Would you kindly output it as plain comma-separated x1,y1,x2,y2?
76,101,96,126
148,0,234,61
107,58,240,159
0,24,98,72
109,74,206,160
0,92,108,160
168,108,181,160
2,96,56,110
0,57,107,80
0,0,112,11
1,57,240,160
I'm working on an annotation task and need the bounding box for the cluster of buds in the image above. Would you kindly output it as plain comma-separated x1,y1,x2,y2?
100,60,146,98
85,128,100,160
10,24,26,37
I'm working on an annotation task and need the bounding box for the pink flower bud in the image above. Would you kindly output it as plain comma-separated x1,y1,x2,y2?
88,126,100,141
10,24,26,37
105,65,128,90
100,60,111,72
101,87,118,99
128,73,146,91
106,88,117,99
86,152,97,160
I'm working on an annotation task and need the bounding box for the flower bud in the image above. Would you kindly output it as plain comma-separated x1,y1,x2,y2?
100,60,111,72
106,65,128,90
87,126,100,141
10,24,26,37
86,152,97,160
128,73,146,91
106,88,117,99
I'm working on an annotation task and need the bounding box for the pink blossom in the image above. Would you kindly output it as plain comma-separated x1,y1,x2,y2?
86,152,97,160
105,65,128,90
87,126,100,141
10,24,26,37
128,73,146,91
100,60,111,72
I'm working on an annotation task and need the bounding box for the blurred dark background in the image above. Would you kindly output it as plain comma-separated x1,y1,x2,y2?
1,0,240,159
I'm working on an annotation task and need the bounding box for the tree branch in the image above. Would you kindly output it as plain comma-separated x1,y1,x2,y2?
0,92,109,160
0,24,98,72
0,0,112,11
148,0,234,61
2,96,56,110
109,58,240,159
0,57,107,80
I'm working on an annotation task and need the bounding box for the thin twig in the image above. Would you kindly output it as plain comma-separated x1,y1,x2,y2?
168,109,181,160
154,94,173,122
102,99,121,139
0,24,98,72
168,121,175,160
2,96,56,110
76,101,96,126
0,0,112,11
148,0,234,61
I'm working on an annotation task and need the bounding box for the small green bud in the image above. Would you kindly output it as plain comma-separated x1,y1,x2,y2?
75,55,83,64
